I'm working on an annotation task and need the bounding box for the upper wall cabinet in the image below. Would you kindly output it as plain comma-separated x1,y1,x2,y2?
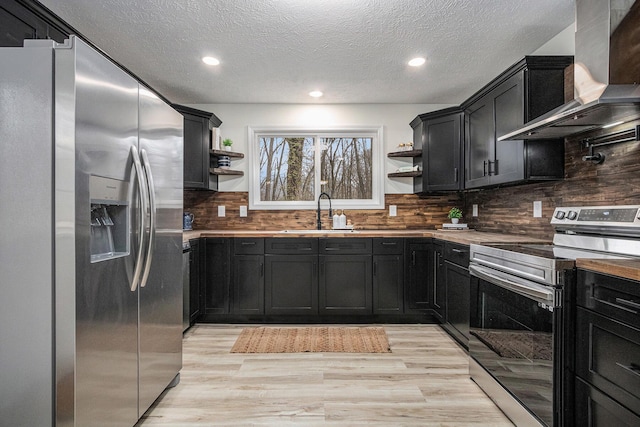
410,107,463,193
1,1,70,47
463,56,573,189
172,104,223,191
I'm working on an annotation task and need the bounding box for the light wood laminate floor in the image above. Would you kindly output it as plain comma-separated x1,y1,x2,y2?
138,324,513,426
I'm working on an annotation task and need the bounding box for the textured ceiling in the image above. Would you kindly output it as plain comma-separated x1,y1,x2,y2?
38,0,575,104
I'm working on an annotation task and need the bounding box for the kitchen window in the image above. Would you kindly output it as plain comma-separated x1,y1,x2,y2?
248,126,384,210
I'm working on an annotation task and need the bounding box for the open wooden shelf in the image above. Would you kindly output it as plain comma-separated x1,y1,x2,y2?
210,168,244,176
210,149,244,159
387,171,422,178
387,149,422,158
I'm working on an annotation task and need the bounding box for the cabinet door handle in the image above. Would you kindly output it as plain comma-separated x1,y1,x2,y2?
373,261,377,276
260,262,264,277
483,160,487,177
241,241,256,246
487,160,494,176
381,242,397,246
451,248,468,254
454,167,458,183
325,247,340,251
615,297,640,311
313,262,317,277
616,362,640,378
412,250,416,266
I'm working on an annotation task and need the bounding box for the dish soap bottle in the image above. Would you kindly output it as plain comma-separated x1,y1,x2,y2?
332,211,339,230
339,210,347,229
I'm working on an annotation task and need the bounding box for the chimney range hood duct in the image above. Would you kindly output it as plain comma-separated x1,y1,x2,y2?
499,0,640,141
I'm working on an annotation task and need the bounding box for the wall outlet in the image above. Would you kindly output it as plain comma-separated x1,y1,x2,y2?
472,204,478,217
218,205,226,217
239,205,247,217
533,201,542,218
389,205,397,217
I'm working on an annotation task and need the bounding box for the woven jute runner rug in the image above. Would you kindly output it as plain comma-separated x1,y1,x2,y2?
230,326,391,353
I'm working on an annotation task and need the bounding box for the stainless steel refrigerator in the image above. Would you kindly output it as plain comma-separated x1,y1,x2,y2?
0,36,183,426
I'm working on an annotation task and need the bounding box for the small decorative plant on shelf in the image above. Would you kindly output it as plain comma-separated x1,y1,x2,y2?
447,207,463,224
222,138,233,151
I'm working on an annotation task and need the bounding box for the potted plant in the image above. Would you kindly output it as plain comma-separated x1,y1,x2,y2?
222,138,233,151
447,207,463,224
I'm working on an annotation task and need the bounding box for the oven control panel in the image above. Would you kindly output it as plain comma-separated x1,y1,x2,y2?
551,205,640,226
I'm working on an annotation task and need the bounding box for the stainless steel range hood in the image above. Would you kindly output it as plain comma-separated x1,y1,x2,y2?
499,0,640,141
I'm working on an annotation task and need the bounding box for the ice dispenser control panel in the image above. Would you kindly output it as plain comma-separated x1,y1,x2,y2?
89,175,130,263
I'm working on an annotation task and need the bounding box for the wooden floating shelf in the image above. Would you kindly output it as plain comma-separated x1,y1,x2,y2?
210,149,244,159
210,168,244,176
387,171,422,178
387,149,422,158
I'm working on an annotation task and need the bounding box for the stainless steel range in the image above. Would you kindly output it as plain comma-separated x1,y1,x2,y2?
468,205,640,427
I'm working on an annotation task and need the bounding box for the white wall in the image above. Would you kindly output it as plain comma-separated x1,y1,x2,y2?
531,24,575,56
189,103,452,193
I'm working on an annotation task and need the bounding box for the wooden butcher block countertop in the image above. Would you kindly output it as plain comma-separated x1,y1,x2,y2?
576,258,640,282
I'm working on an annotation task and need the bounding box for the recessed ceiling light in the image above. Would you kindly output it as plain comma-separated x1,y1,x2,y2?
408,57,426,67
202,56,220,66
309,90,323,98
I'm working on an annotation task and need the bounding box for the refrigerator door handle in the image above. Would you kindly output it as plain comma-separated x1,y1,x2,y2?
130,145,147,291
139,149,156,288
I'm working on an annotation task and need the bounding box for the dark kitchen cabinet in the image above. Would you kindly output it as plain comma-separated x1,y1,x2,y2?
188,238,201,324
264,238,319,315
574,269,640,423
432,240,446,321
233,255,264,315
1,1,70,47
319,238,372,315
372,238,404,314
410,107,463,193
232,238,264,315
203,237,231,316
404,239,433,312
442,242,470,347
463,56,572,189
172,104,222,191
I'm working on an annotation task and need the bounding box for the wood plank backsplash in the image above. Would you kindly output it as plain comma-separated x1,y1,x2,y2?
184,192,462,231
463,120,640,240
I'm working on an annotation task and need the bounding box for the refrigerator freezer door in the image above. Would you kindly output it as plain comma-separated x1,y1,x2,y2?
69,37,141,426
137,86,184,416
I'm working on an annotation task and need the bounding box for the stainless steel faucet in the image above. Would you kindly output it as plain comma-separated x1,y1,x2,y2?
317,192,333,230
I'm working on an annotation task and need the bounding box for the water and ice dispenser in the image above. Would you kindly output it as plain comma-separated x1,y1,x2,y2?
89,175,130,262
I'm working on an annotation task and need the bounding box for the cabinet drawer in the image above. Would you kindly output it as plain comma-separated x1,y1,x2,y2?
577,270,640,329
320,238,372,254
575,377,640,427
444,242,469,266
233,238,264,255
265,238,317,254
372,238,403,255
576,307,640,414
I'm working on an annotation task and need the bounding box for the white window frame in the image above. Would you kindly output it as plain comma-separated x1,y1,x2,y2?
248,126,385,210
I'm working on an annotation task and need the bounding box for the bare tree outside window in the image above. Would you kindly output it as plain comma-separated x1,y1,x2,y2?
259,136,314,201
320,137,372,199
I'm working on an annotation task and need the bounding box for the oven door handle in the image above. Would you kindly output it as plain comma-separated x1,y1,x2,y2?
469,264,556,305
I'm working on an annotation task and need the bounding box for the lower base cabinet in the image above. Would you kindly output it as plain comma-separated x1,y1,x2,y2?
575,377,640,427
233,255,264,315
265,255,318,315
404,239,433,312
188,239,201,324
373,255,404,314
196,236,467,324
319,255,372,315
